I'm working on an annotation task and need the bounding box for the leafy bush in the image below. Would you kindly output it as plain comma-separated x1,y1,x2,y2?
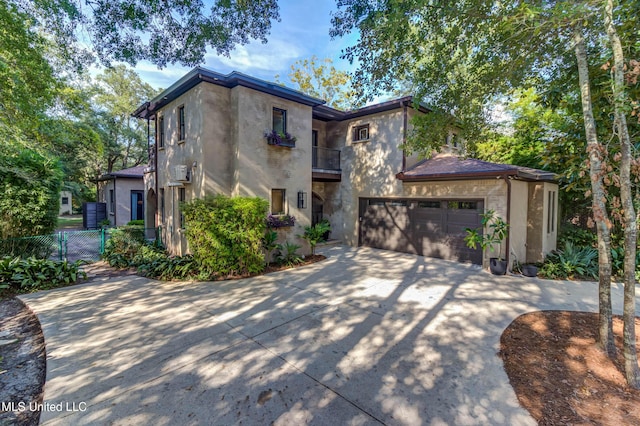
136,254,202,281
610,246,640,280
266,213,296,228
275,242,303,266
558,225,597,248
262,229,278,265
464,210,509,259
182,195,269,277
539,242,598,279
102,225,146,266
299,221,331,255
127,219,145,226
0,144,63,239
0,256,86,292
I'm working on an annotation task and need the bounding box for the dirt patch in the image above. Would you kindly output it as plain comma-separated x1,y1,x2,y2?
500,311,640,425
0,298,46,426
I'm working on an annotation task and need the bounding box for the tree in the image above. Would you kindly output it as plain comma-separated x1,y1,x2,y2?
604,0,640,387
9,0,280,68
277,56,362,110
92,65,160,173
332,0,639,385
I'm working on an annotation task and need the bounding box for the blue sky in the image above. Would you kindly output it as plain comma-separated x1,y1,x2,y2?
132,1,359,91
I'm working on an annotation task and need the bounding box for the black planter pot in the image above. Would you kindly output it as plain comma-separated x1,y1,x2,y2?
521,264,538,277
489,258,508,275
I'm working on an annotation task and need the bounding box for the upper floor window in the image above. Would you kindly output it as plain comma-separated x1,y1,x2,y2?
353,124,370,142
157,115,165,148
273,108,287,134
177,105,185,141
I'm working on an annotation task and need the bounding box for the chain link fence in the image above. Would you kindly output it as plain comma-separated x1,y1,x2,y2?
0,227,161,262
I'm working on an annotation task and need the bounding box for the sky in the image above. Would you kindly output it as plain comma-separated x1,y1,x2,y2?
131,1,359,91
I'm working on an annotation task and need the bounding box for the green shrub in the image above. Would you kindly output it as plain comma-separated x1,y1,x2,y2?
0,256,86,292
558,225,597,248
102,226,146,266
0,234,56,259
126,219,145,226
299,221,331,255
182,195,269,277
539,242,598,279
275,242,303,266
262,229,278,265
136,254,202,281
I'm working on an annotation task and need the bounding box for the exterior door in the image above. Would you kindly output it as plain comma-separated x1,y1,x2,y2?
131,190,144,221
359,198,483,264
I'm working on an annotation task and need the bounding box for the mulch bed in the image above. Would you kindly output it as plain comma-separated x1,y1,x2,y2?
500,311,640,425
0,298,46,426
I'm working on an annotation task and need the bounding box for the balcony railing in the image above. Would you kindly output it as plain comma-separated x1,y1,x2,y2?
312,146,341,171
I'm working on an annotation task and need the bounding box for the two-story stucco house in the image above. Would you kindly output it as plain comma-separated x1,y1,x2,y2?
133,67,558,269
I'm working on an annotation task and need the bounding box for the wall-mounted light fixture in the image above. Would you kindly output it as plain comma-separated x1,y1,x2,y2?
297,191,307,209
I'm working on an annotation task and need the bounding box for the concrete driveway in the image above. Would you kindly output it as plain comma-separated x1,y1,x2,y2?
20,245,635,425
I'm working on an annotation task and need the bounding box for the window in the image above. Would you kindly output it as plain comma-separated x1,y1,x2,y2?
271,189,286,215
61,197,69,205
178,187,186,228
353,124,370,142
368,199,385,206
177,105,185,141
160,188,165,223
418,201,441,209
157,115,165,148
547,190,556,233
109,189,114,214
273,108,286,134
312,130,318,167
448,201,477,210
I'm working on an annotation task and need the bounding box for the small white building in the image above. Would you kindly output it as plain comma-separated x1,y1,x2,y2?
96,166,146,227
59,190,73,215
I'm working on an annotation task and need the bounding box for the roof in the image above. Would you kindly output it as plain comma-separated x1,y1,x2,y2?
312,96,431,122
396,154,557,182
133,67,326,119
97,165,146,181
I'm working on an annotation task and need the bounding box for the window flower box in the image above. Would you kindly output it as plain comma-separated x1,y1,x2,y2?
266,213,296,228
265,130,296,148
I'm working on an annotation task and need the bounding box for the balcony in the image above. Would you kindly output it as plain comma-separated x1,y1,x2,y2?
312,146,341,182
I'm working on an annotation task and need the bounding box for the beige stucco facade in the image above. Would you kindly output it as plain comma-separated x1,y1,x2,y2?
138,68,558,269
97,177,145,227
153,82,313,255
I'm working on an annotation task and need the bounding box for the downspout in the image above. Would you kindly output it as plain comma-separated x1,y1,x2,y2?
113,176,117,226
402,103,408,172
505,176,512,270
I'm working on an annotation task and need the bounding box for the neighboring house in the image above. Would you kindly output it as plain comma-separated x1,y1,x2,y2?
133,67,558,268
59,190,73,215
96,166,146,227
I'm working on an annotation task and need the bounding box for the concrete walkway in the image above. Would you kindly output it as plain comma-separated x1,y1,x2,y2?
20,245,636,425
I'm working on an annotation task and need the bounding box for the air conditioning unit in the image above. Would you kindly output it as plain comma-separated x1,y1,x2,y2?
172,165,191,183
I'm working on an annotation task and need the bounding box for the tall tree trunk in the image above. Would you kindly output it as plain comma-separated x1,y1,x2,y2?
574,27,616,356
605,0,640,388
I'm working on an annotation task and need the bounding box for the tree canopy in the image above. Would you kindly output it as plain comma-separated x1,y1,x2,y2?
10,0,281,68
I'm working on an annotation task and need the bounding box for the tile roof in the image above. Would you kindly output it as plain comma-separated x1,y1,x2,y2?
397,154,556,182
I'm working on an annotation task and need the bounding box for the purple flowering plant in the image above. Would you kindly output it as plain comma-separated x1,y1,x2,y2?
264,130,296,147
266,213,296,228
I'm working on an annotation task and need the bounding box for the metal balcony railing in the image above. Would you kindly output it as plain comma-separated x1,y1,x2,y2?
312,146,341,171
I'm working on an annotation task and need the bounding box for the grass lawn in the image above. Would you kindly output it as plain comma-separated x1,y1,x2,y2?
57,215,83,228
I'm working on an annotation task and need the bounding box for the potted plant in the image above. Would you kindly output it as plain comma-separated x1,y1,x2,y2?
464,210,509,275
264,130,297,147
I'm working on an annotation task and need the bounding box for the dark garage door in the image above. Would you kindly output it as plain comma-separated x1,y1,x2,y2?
359,198,484,264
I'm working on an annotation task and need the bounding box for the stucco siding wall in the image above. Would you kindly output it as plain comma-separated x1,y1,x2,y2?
98,178,144,227
231,86,313,251
509,180,529,268
59,191,73,215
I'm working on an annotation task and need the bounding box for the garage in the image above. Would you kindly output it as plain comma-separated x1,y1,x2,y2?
358,198,484,264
